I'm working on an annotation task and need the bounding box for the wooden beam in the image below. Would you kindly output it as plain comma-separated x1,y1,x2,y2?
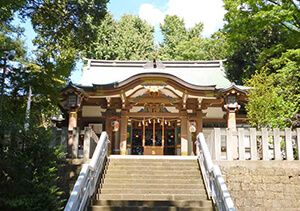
128,112,180,118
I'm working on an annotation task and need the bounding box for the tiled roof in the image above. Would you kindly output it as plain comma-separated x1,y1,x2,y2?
78,59,233,89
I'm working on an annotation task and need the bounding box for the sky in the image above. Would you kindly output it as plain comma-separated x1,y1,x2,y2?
109,0,226,39
16,0,226,83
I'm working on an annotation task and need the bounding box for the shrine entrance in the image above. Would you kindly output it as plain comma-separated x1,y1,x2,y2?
129,117,180,155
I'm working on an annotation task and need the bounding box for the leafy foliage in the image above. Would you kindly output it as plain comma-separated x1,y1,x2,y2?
223,0,300,83
223,0,300,128
159,15,227,60
87,14,155,60
0,34,64,211
0,1,109,210
246,49,300,128
87,14,227,61
1,0,108,83
0,127,65,211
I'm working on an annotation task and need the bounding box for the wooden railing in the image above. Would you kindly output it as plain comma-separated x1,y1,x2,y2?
64,132,109,211
205,128,300,161
197,133,236,211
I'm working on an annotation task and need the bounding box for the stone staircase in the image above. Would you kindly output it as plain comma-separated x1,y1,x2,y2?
90,156,214,211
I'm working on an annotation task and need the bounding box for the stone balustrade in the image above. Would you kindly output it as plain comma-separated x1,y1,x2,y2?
204,128,300,161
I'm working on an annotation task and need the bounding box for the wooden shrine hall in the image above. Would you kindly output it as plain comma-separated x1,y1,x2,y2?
60,60,249,156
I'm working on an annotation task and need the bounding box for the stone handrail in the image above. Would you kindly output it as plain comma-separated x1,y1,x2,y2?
90,128,99,143
197,133,236,211
83,127,100,161
208,128,300,161
64,132,109,211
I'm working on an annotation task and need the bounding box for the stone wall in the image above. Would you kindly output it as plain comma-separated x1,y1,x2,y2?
59,158,85,200
217,161,300,211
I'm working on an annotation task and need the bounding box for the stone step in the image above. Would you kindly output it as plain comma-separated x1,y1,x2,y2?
100,184,205,190
96,194,208,201
103,174,201,180
109,160,198,164
103,178,203,185
108,166,198,170
91,205,213,211
108,162,197,166
105,170,200,176
99,189,207,195
93,200,213,207
107,166,198,171
106,167,199,172
91,158,212,211
108,159,197,162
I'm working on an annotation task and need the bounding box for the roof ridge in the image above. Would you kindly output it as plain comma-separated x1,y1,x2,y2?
88,59,222,68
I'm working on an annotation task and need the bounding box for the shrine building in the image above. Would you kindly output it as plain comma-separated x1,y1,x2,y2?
60,60,249,156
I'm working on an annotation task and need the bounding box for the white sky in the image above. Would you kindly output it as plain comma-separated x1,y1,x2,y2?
139,0,226,37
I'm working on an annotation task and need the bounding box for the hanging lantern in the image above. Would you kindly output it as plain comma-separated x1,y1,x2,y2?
112,120,120,132
68,93,79,108
227,95,237,104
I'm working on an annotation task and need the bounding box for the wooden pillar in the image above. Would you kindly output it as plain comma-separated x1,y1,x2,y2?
142,118,145,147
67,111,78,158
105,111,113,154
120,110,128,155
195,110,203,134
180,110,188,156
162,118,165,147
152,119,155,146
114,128,120,154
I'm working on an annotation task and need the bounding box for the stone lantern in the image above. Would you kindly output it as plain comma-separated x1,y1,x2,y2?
60,83,87,158
224,91,241,129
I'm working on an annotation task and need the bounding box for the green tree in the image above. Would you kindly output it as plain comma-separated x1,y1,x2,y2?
223,0,300,83
0,1,109,210
159,15,190,59
0,31,65,210
1,0,108,82
159,15,227,60
246,49,300,128
88,14,155,60
0,127,65,211
200,31,228,60
223,0,300,127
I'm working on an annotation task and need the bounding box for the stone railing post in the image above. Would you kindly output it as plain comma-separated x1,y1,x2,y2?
250,128,257,160
72,127,79,158
83,127,92,161
238,128,245,160
261,128,269,160
296,128,300,160
285,128,293,160
213,128,221,160
273,128,281,160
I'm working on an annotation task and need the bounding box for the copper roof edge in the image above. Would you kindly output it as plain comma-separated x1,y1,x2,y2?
87,59,223,68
